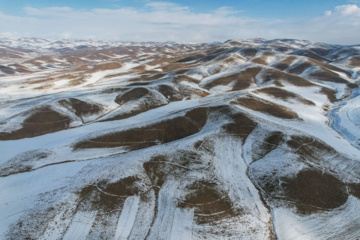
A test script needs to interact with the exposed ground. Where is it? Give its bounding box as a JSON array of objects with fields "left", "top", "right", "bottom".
[{"left": 1, "top": 37, "right": 360, "bottom": 240}]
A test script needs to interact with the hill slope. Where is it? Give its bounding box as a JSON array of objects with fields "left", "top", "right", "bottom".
[{"left": 0, "top": 38, "right": 360, "bottom": 239}]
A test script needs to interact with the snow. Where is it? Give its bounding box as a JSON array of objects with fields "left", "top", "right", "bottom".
[
  {"left": 274, "top": 196, "right": 360, "bottom": 240},
  {"left": 1, "top": 37, "right": 360, "bottom": 240},
  {"left": 62, "top": 211, "right": 97, "bottom": 240},
  {"left": 114, "top": 196, "right": 140, "bottom": 240},
  {"left": 330, "top": 88, "right": 360, "bottom": 149},
  {"left": 169, "top": 208, "right": 194, "bottom": 240}
]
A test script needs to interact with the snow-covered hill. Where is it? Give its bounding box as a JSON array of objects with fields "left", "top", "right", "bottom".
[{"left": 0, "top": 38, "right": 359, "bottom": 239}]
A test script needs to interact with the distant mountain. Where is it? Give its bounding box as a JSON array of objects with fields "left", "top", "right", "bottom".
[
  {"left": 0, "top": 37, "right": 209, "bottom": 51},
  {"left": 0, "top": 38, "right": 359, "bottom": 239}
]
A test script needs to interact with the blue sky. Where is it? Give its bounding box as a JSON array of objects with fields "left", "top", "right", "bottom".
[
  {"left": 1, "top": 0, "right": 360, "bottom": 44},
  {"left": 1, "top": 0, "right": 353, "bottom": 19}
]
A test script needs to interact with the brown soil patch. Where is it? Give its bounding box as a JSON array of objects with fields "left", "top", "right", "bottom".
[
  {"left": 102, "top": 109, "right": 147, "bottom": 122},
  {"left": 239, "top": 47, "right": 258, "bottom": 59},
  {"left": 34, "top": 84, "right": 55, "bottom": 90},
  {"left": 319, "top": 87, "right": 338, "bottom": 103},
  {"left": 173, "top": 74, "right": 200, "bottom": 84},
  {"left": 176, "top": 53, "right": 206, "bottom": 63},
  {"left": 251, "top": 57, "right": 268, "bottom": 65},
  {"left": 0, "top": 107, "right": 71, "bottom": 140},
  {"left": 29, "top": 74, "right": 79, "bottom": 85},
  {"left": 142, "top": 73, "right": 166, "bottom": 81},
  {"left": 256, "top": 87, "right": 315, "bottom": 105},
  {"left": 218, "top": 54, "right": 246, "bottom": 65},
  {"left": 106, "top": 88, "right": 169, "bottom": 121},
  {"left": 143, "top": 155, "right": 171, "bottom": 189},
  {"left": 309, "top": 59, "right": 351, "bottom": 78},
  {"left": 177, "top": 83, "right": 210, "bottom": 99},
  {"left": 251, "top": 52, "right": 276, "bottom": 66},
  {"left": 104, "top": 99, "right": 167, "bottom": 121},
  {"left": 77, "top": 185, "right": 125, "bottom": 213},
  {"left": 309, "top": 69, "right": 349, "bottom": 84},
  {"left": 261, "top": 68, "right": 314, "bottom": 87},
  {"left": 74, "top": 107, "right": 207, "bottom": 149},
  {"left": 309, "top": 48, "right": 333, "bottom": 56},
  {"left": 68, "top": 77, "right": 86, "bottom": 87},
  {"left": 203, "top": 67, "right": 262, "bottom": 91},
  {"left": 288, "top": 62, "right": 313, "bottom": 75},
  {"left": 157, "top": 84, "right": 183, "bottom": 101},
  {"left": 0, "top": 150, "right": 50, "bottom": 176},
  {"left": 115, "top": 87, "right": 150, "bottom": 105},
  {"left": 253, "top": 131, "right": 284, "bottom": 161},
  {"left": 233, "top": 96, "right": 299, "bottom": 119},
  {"left": 106, "top": 87, "right": 173, "bottom": 121},
  {"left": 161, "top": 62, "right": 196, "bottom": 72},
  {"left": 286, "top": 135, "right": 348, "bottom": 165},
  {"left": 90, "top": 62, "right": 123, "bottom": 72},
  {"left": 143, "top": 151, "right": 201, "bottom": 189},
  {"left": 272, "top": 56, "right": 298, "bottom": 71},
  {"left": 223, "top": 111, "right": 257, "bottom": 141},
  {"left": 127, "top": 81, "right": 153, "bottom": 87},
  {"left": 292, "top": 50, "right": 331, "bottom": 62},
  {"left": 0, "top": 65, "right": 17, "bottom": 74},
  {"left": 72, "top": 64, "right": 91, "bottom": 72},
  {"left": 126, "top": 73, "right": 166, "bottom": 86},
  {"left": 348, "top": 183, "right": 360, "bottom": 199},
  {"left": 349, "top": 56, "right": 360, "bottom": 67},
  {"left": 142, "top": 152, "right": 201, "bottom": 238},
  {"left": 59, "top": 98, "right": 102, "bottom": 118},
  {"left": 132, "top": 65, "right": 147, "bottom": 72},
  {"left": 145, "top": 57, "right": 171, "bottom": 67},
  {"left": 77, "top": 177, "right": 148, "bottom": 216},
  {"left": 283, "top": 170, "right": 348, "bottom": 214},
  {"left": 98, "top": 176, "right": 142, "bottom": 196},
  {"left": 178, "top": 180, "right": 237, "bottom": 224}
]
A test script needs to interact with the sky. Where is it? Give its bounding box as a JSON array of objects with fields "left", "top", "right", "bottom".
[{"left": 1, "top": 0, "right": 360, "bottom": 44}]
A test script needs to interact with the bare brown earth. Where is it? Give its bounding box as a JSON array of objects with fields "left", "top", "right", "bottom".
[
  {"left": 260, "top": 68, "right": 315, "bottom": 87},
  {"left": 74, "top": 107, "right": 208, "bottom": 149},
  {"left": 115, "top": 87, "right": 151, "bottom": 105},
  {"left": 103, "top": 87, "right": 169, "bottom": 121},
  {"left": 0, "top": 107, "right": 71, "bottom": 140},
  {"left": 0, "top": 150, "right": 51, "bottom": 176},
  {"left": 59, "top": 98, "right": 103, "bottom": 118},
  {"left": 156, "top": 84, "right": 183, "bottom": 101},
  {"left": 271, "top": 56, "right": 298, "bottom": 71},
  {"left": 90, "top": 61, "right": 123, "bottom": 72},
  {"left": 283, "top": 170, "right": 348, "bottom": 214},
  {"left": 203, "top": 67, "right": 262, "bottom": 91},
  {"left": 255, "top": 87, "right": 316, "bottom": 105},
  {"left": 292, "top": 50, "right": 331, "bottom": 63},
  {"left": 349, "top": 183, "right": 360, "bottom": 199},
  {"left": 2, "top": 38, "right": 360, "bottom": 239},
  {"left": 287, "top": 62, "right": 314, "bottom": 75},
  {"left": 233, "top": 96, "right": 299, "bottom": 119},
  {"left": 309, "top": 69, "right": 350, "bottom": 84},
  {"left": 239, "top": 47, "right": 258, "bottom": 59},
  {"left": 251, "top": 52, "right": 276, "bottom": 66},
  {"left": 178, "top": 180, "right": 238, "bottom": 224},
  {"left": 349, "top": 56, "right": 360, "bottom": 67},
  {"left": 223, "top": 111, "right": 257, "bottom": 141},
  {"left": 252, "top": 131, "right": 284, "bottom": 162}
]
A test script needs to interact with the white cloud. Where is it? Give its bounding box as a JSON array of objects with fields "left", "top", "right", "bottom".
[
  {"left": 24, "top": 6, "right": 73, "bottom": 16},
  {"left": 0, "top": 2, "right": 360, "bottom": 44},
  {"left": 145, "top": 1, "right": 189, "bottom": 12},
  {"left": 283, "top": 4, "right": 360, "bottom": 44}
]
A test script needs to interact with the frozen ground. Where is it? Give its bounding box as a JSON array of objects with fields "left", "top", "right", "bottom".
[{"left": 0, "top": 38, "right": 360, "bottom": 239}]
